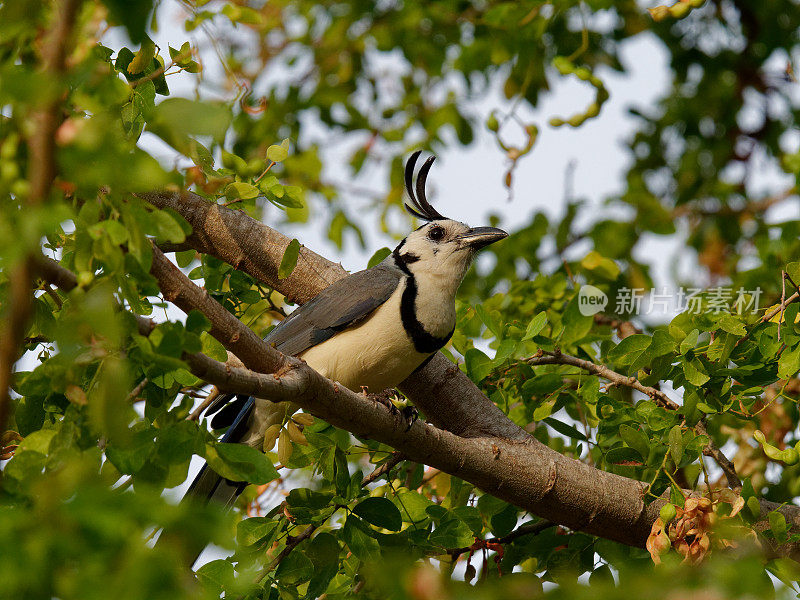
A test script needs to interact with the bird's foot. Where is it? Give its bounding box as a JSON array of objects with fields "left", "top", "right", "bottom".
[
  {"left": 400, "top": 405, "right": 419, "bottom": 431},
  {"left": 368, "top": 389, "right": 400, "bottom": 416}
]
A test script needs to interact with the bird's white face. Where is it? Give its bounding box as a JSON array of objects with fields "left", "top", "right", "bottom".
[{"left": 394, "top": 219, "right": 507, "bottom": 289}]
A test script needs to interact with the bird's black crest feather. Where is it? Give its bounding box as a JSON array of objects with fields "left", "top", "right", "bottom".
[{"left": 404, "top": 151, "right": 447, "bottom": 222}]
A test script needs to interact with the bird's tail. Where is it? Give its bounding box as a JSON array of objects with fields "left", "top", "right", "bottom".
[{"left": 183, "top": 395, "right": 255, "bottom": 508}]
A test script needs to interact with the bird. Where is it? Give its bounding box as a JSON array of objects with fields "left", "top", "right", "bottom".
[{"left": 187, "top": 151, "right": 508, "bottom": 507}]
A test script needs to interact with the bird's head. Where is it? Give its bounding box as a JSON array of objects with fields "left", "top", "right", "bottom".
[{"left": 391, "top": 152, "right": 508, "bottom": 284}]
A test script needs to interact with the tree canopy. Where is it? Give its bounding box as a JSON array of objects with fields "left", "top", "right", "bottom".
[{"left": 3, "top": 0, "right": 800, "bottom": 598}]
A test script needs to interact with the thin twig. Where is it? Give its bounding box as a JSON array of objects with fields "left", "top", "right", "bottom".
[
  {"left": 188, "top": 386, "right": 220, "bottom": 421},
  {"left": 42, "top": 284, "right": 62, "bottom": 309},
  {"left": 779, "top": 270, "right": 786, "bottom": 341},
  {"left": 526, "top": 350, "right": 679, "bottom": 410},
  {"left": 695, "top": 421, "right": 741, "bottom": 489},
  {"left": 525, "top": 350, "right": 742, "bottom": 489},
  {"left": 361, "top": 452, "right": 405, "bottom": 486},
  {"left": 420, "top": 467, "right": 442, "bottom": 486},
  {"left": 124, "top": 378, "right": 148, "bottom": 404},
  {"left": 253, "top": 524, "right": 316, "bottom": 584},
  {"left": 447, "top": 520, "right": 555, "bottom": 557}
]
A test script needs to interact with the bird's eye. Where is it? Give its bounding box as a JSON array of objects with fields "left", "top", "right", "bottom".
[{"left": 428, "top": 226, "right": 445, "bottom": 241}]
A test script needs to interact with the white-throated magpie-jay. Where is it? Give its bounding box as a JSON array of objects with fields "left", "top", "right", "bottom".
[{"left": 189, "top": 151, "right": 507, "bottom": 505}]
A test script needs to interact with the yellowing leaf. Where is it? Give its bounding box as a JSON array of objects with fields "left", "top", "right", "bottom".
[{"left": 267, "top": 144, "right": 289, "bottom": 162}]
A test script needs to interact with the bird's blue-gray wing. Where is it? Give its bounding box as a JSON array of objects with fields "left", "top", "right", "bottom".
[
  {"left": 206, "top": 263, "right": 402, "bottom": 429},
  {"left": 265, "top": 263, "right": 402, "bottom": 356}
]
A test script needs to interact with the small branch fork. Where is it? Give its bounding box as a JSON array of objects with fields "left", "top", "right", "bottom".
[
  {"left": 526, "top": 350, "right": 742, "bottom": 489},
  {"left": 361, "top": 452, "right": 405, "bottom": 486}
]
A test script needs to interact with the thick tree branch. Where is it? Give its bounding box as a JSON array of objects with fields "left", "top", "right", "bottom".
[
  {"left": 183, "top": 349, "right": 800, "bottom": 551},
  {"left": 150, "top": 243, "right": 288, "bottom": 376}
]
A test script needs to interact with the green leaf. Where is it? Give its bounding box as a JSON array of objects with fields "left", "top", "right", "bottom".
[
  {"left": 205, "top": 442, "right": 279, "bottom": 484},
  {"left": 522, "top": 311, "right": 547, "bottom": 341},
  {"left": 489, "top": 503, "right": 518, "bottom": 537},
  {"left": 148, "top": 98, "right": 231, "bottom": 148},
  {"left": 341, "top": 516, "right": 380, "bottom": 561},
  {"left": 683, "top": 358, "right": 710, "bottom": 386},
  {"left": 778, "top": 344, "right": 800, "bottom": 379},
  {"left": 787, "top": 262, "right": 800, "bottom": 286},
  {"left": 769, "top": 510, "right": 787, "bottom": 542},
  {"left": 195, "top": 559, "right": 235, "bottom": 593},
  {"left": 605, "top": 446, "right": 644, "bottom": 466},
  {"left": 649, "top": 329, "right": 677, "bottom": 357},
  {"left": 175, "top": 249, "right": 196, "bottom": 268},
  {"left": 429, "top": 515, "right": 474, "bottom": 548},
  {"left": 16, "top": 429, "right": 57, "bottom": 455},
  {"left": 464, "top": 348, "right": 493, "bottom": 382},
  {"left": 367, "top": 247, "right": 391, "bottom": 268},
  {"left": 475, "top": 304, "right": 503, "bottom": 339},
  {"left": 718, "top": 314, "right": 747, "bottom": 336},
  {"left": 287, "top": 488, "right": 335, "bottom": 509},
  {"left": 306, "top": 532, "right": 340, "bottom": 567},
  {"left": 619, "top": 424, "right": 650, "bottom": 460},
  {"left": 275, "top": 548, "right": 314, "bottom": 584},
  {"left": 237, "top": 517, "right": 279, "bottom": 546},
  {"left": 680, "top": 329, "right": 700, "bottom": 354},
  {"left": 88, "top": 357, "right": 134, "bottom": 446},
  {"left": 151, "top": 209, "right": 187, "bottom": 243},
  {"left": 353, "top": 497, "right": 403, "bottom": 532},
  {"left": 561, "top": 295, "right": 593, "bottom": 343},
  {"left": 224, "top": 181, "right": 259, "bottom": 201},
  {"left": 267, "top": 144, "right": 289, "bottom": 162},
  {"left": 668, "top": 425, "right": 684, "bottom": 466},
  {"left": 186, "top": 310, "right": 212, "bottom": 334},
  {"left": 543, "top": 417, "right": 587, "bottom": 441},
  {"left": 608, "top": 334, "right": 651, "bottom": 370},
  {"left": 279, "top": 238, "right": 301, "bottom": 280},
  {"left": 102, "top": 0, "right": 154, "bottom": 44}
]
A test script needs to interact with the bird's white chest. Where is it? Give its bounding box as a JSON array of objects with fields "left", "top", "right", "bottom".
[{"left": 298, "top": 279, "right": 445, "bottom": 392}]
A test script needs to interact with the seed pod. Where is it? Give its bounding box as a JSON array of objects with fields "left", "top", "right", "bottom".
[
  {"left": 278, "top": 429, "right": 293, "bottom": 465},
  {"left": 486, "top": 113, "right": 499, "bottom": 132},
  {"left": 552, "top": 56, "right": 573, "bottom": 75},
  {"left": 464, "top": 564, "right": 476, "bottom": 583},
  {"left": 567, "top": 114, "right": 585, "bottom": 128},
  {"left": 262, "top": 424, "right": 281, "bottom": 452},
  {"left": 286, "top": 420, "right": 308, "bottom": 446},
  {"left": 660, "top": 503, "right": 677, "bottom": 524}
]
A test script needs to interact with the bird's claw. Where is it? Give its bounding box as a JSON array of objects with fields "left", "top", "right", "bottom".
[
  {"left": 400, "top": 405, "right": 419, "bottom": 431},
  {"left": 369, "top": 390, "right": 399, "bottom": 415}
]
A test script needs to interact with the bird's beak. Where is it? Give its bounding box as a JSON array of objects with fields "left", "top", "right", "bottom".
[{"left": 456, "top": 226, "right": 508, "bottom": 250}]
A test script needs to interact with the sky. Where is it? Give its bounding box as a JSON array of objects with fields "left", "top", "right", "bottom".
[{"left": 140, "top": 3, "right": 675, "bottom": 275}]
